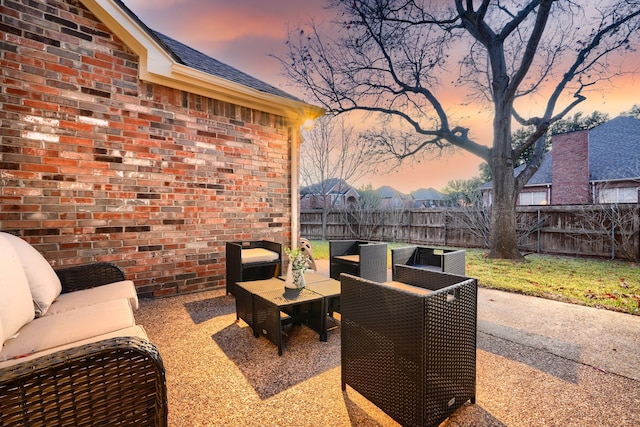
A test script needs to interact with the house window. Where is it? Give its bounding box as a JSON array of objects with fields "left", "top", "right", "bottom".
[
  {"left": 598, "top": 188, "right": 638, "bottom": 203},
  {"left": 519, "top": 191, "right": 547, "bottom": 205}
]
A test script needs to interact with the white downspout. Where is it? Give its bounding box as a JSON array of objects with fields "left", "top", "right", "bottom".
[{"left": 291, "top": 127, "right": 300, "bottom": 250}]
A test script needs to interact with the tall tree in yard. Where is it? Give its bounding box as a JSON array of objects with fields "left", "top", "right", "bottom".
[{"left": 278, "top": 0, "right": 640, "bottom": 260}]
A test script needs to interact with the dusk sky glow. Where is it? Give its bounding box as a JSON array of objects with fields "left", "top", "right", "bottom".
[{"left": 123, "top": 1, "right": 640, "bottom": 193}]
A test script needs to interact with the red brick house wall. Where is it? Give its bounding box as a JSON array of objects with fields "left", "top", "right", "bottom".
[
  {"left": 551, "top": 130, "right": 590, "bottom": 205},
  {"left": 0, "top": 0, "right": 295, "bottom": 297}
]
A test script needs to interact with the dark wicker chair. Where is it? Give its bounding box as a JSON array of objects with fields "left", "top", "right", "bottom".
[
  {"left": 340, "top": 265, "right": 477, "bottom": 427},
  {"left": 0, "top": 263, "right": 168, "bottom": 427},
  {"left": 226, "top": 240, "right": 282, "bottom": 295},
  {"left": 391, "top": 245, "right": 466, "bottom": 280},
  {"left": 329, "top": 240, "right": 387, "bottom": 282}
]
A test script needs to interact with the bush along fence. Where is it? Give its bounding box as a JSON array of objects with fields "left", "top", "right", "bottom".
[{"left": 300, "top": 204, "right": 640, "bottom": 261}]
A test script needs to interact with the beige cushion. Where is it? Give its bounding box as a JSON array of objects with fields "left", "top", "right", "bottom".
[
  {"left": 0, "top": 325, "right": 148, "bottom": 369},
  {"left": 0, "top": 234, "right": 36, "bottom": 343},
  {"left": 45, "top": 280, "right": 139, "bottom": 315},
  {"left": 0, "top": 232, "right": 62, "bottom": 317},
  {"left": 334, "top": 254, "right": 360, "bottom": 263},
  {"left": 383, "top": 280, "right": 433, "bottom": 296},
  {"left": 0, "top": 298, "right": 135, "bottom": 362},
  {"left": 241, "top": 248, "right": 279, "bottom": 263}
]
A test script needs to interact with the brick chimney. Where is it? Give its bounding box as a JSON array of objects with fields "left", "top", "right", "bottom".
[{"left": 551, "top": 130, "right": 590, "bottom": 204}]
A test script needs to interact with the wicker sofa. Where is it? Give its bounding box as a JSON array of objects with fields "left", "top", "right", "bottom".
[
  {"left": 0, "top": 232, "right": 167, "bottom": 427},
  {"left": 329, "top": 240, "right": 387, "bottom": 282},
  {"left": 340, "top": 265, "right": 477, "bottom": 427},
  {"left": 391, "top": 245, "right": 466, "bottom": 279}
]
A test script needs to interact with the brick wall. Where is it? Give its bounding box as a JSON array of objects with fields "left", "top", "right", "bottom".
[
  {"left": 551, "top": 130, "right": 590, "bottom": 205},
  {"left": 0, "top": 0, "right": 293, "bottom": 297}
]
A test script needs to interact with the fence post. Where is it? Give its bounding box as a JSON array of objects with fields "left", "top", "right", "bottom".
[
  {"left": 636, "top": 205, "right": 640, "bottom": 262},
  {"left": 611, "top": 205, "right": 616, "bottom": 260},
  {"left": 443, "top": 210, "right": 447, "bottom": 246},
  {"left": 381, "top": 211, "right": 385, "bottom": 242},
  {"left": 537, "top": 208, "right": 541, "bottom": 254}
]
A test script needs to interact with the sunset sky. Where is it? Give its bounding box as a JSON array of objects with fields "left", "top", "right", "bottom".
[{"left": 123, "top": 0, "right": 640, "bottom": 193}]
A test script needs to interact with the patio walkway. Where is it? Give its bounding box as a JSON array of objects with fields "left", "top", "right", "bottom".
[{"left": 135, "top": 261, "right": 640, "bottom": 426}]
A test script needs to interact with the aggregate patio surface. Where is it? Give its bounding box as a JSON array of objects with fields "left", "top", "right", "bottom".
[{"left": 135, "top": 260, "right": 640, "bottom": 426}]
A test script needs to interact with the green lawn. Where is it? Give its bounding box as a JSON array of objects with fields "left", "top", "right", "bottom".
[{"left": 307, "top": 240, "right": 640, "bottom": 315}]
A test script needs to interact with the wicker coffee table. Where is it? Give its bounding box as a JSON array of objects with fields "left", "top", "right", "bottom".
[
  {"left": 235, "top": 277, "right": 283, "bottom": 333},
  {"left": 236, "top": 273, "right": 340, "bottom": 355},
  {"left": 305, "top": 279, "right": 341, "bottom": 341},
  {"left": 253, "top": 287, "right": 325, "bottom": 355}
]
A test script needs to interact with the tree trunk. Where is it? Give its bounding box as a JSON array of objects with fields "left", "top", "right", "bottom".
[
  {"left": 489, "top": 183, "right": 522, "bottom": 260},
  {"left": 489, "top": 96, "right": 525, "bottom": 260},
  {"left": 321, "top": 208, "right": 328, "bottom": 240}
]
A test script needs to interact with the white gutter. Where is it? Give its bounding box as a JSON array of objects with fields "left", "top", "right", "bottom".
[{"left": 291, "top": 129, "right": 300, "bottom": 250}]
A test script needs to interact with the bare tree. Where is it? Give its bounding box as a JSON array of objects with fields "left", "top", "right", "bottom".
[
  {"left": 278, "top": 0, "right": 640, "bottom": 260},
  {"left": 382, "top": 204, "right": 408, "bottom": 243},
  {"left": 574, "top": 204, "right": 639, "bottom": 261},
  {"left": 574, "top": 165, "right": 640, "bottom": 261},
  {"left": 447, "top": 207, "right": 492, "bottom": 248},
  {"left": 446, "top": 191, "right": 549, "bottom": 251},
  {"left": 341, "top": 184, "right": 382, "bottom": 240},
  {"left": 300, "top": 116, "right": 373, "bottom": 239}
]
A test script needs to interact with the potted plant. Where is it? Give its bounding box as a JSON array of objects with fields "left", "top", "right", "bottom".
[{"left": 284, "top": 247, "right": 309, "bottom": 289}]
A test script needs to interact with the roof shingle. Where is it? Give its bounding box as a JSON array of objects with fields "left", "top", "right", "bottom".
[{"left": 152, "top": 31, "right": 303, "bottom": 102}]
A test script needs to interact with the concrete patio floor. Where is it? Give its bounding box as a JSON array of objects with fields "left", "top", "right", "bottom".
[{"left": 135, "top": 261, "right": 640, "bottom": 426}]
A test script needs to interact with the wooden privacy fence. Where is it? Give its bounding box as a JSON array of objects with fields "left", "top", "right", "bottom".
[{"left": 300, "top": 204, "right": 640, "bottom": 261}]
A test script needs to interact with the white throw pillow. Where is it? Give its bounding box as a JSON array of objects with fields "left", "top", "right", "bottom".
[
  {"left": 0, "top": 232, "right": 62, "bottom": 317},
  {"left": 0, "top": 233, "right": 36, "bottom": 342}
]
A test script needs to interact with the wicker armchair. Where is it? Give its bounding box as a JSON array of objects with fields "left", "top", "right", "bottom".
[
  {"left": 391, "top": 245, "right": 466, "bottom": 280},
  {"left": 340, "top": 265, "right": 477, "bottom": 427},
  {"left": 329, "top": 240, "right": 387, "bottom": 282},
  {"left": 226, "top": 240, "right": 282, "bottom": 295},
  {"left": 0, "top": 262, "right": 168, "bottom": 427}
]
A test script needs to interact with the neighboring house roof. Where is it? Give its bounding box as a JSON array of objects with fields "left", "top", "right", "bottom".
[
  {"left": 485, "top": 154, "right": 553, "bottom": 190},
  {"left": 524, "top": 154, "right": 553, "bottom": 186},
  {"left": 376, "top": 186, "right": 411, "bottom": 200},
  {"left": 300, "top": 179, "right": 355, "bottom": 196},
  {"left": 481, "top": 115, "right": 640, "bottom": 190},
  {"left": 82, "top": 0, "right": 323, "bottom": 120},
  {"left": 411, "top": 187, "right": 444, "bottom": 200},
  {"left": 589, "top": 115, "right": 640, "bottom": 181},
  {"left": 410, "top": 187, "right": 444, "bottom": 208}
]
